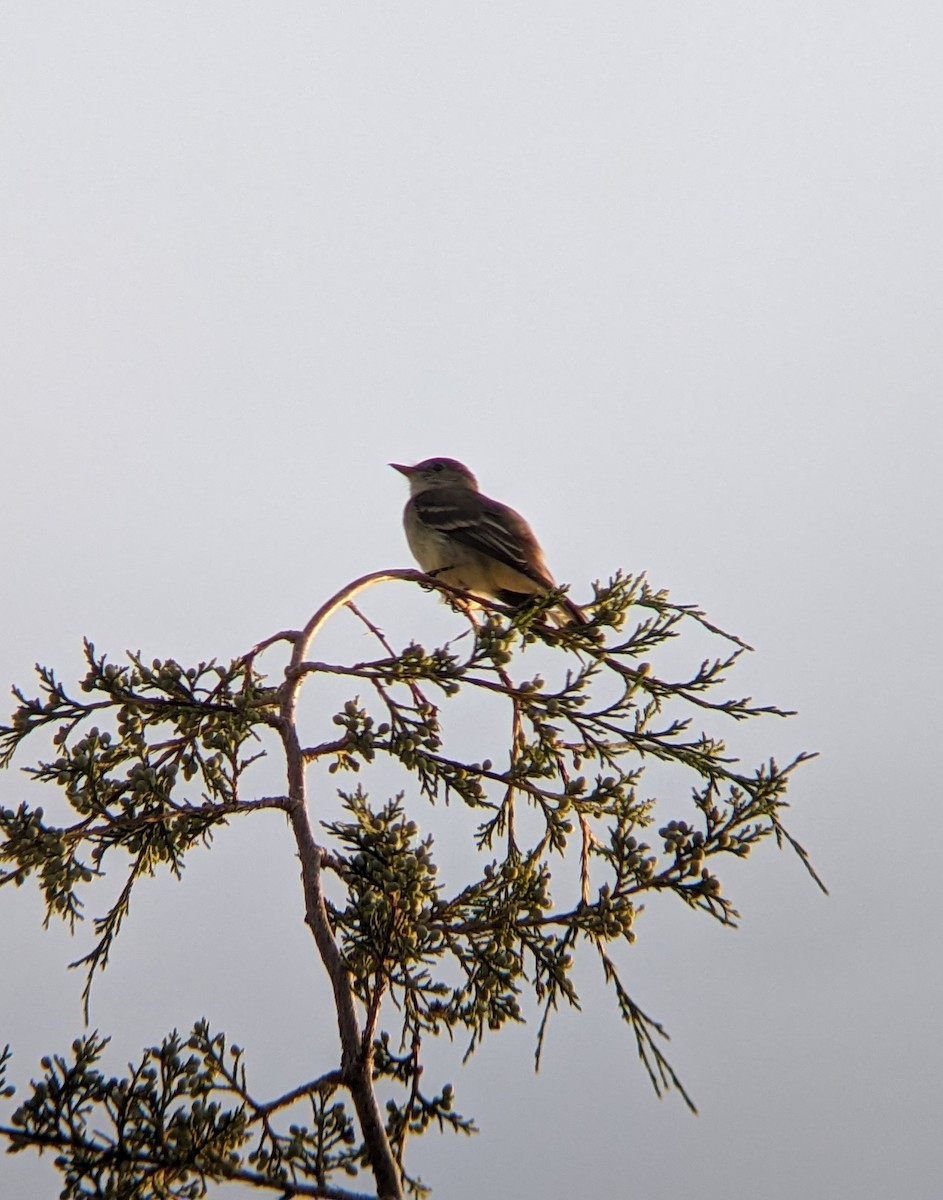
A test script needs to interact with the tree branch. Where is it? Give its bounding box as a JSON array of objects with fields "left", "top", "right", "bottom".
[{"left": 280, "top": 587, "right": 405, "bottom": 1200}]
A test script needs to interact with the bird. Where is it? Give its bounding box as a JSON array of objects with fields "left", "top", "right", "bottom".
[{"left": 390, "top": 457, "right": 581, "bottom": 618}]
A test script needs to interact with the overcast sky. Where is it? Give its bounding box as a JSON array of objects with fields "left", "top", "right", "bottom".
[{"left": 1, "top": 4, "right": 941, "bottom": 1198}]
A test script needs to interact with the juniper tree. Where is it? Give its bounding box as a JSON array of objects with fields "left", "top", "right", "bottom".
[{"left": 0, "top": 569, "right": 820, "bottom": 1199}]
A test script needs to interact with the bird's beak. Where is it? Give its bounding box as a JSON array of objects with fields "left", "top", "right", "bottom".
[{"left": 390, "top": 463, "right": 414, "bottom": 477}]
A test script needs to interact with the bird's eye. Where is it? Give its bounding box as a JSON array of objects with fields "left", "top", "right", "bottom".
[{"left": 432, "top": 463, "right": 444, "bottom": 472}]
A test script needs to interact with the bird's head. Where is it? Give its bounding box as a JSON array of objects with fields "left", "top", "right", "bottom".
[{"left": 390, "top": 457, "right": 479, "bottom": 494}]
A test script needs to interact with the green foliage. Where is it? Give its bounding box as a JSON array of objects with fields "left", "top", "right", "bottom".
[
  {"left": 1, "top": 1022, "right": 368, "bottom": 1200},
  {"left": 0, "top": 571, "right": 819, "bottom": 1198},
  {"left": 0, "top": 641, "right": 275, "bottom": 1016}
]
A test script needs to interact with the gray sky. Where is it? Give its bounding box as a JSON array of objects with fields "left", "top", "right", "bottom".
[{"left": 1, "top": 4, "right": 941, "bottom": 1197}]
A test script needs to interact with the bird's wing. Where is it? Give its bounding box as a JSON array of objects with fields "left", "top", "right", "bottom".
[{"left": 411, "top": 486, "right": 554, "bottom": 589}]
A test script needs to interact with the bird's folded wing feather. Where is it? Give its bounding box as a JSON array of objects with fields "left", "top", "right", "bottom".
[{"left": 412, "top": 488, "right": 554, "bottom": 589}]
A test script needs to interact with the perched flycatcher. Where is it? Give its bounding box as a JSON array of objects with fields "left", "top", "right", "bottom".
[{"left": 391, "top": 457, "right": 580, "bottom": 617}]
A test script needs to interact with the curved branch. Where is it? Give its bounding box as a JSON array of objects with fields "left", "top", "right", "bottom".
[
  {"left": 277, "top": 573, "right": 421, "bottom": 1200},
  {"left": 289, "top": 567, "right": 503, "bottom": 674}
]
